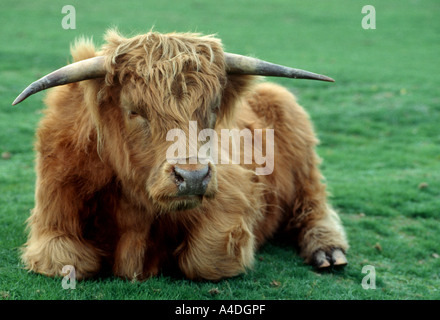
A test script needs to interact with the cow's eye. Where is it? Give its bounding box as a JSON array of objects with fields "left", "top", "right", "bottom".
[{"left": 128, "top": 110, "right": 140, "bottom": 118}]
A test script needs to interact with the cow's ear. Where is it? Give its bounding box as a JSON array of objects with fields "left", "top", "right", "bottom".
[
  {"left": 71, "top": 37, "right": 97, "bottom": 63},
  {"left": 101, "top": 28, "right": 127, "bottom": 52}
]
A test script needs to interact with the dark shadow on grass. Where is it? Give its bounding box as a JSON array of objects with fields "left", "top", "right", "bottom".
[{"left": 259, "top": 232, "right": 351, "bottom": 278}]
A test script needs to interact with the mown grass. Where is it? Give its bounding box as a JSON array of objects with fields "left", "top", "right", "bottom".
[{"left": 1, "top": 0, "right": 439, "bottom": 300}]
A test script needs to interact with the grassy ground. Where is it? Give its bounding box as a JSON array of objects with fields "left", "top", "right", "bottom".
[{"left": 1, "top": 0, "right": 439, "bottom": 300}]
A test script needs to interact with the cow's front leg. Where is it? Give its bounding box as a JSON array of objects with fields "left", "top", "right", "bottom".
[
  {"left": 113, "top": 199, "right": 152, "bottom": 280},
  {"left": 22, "top": 228, "right": 101, "bottom": 279},
  {"left": 177, "top": 215, "right": 255, "bottom": 281},
  {"left": 22, "top": 182, "right": 102, "bottom": 280},
  {"left": 295, "top": 204, "right": 349, "bottom": 269}
]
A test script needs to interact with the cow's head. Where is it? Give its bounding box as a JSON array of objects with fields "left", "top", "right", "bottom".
[{"left": 12, "top": 29, "right": 333, "bottom": 212}]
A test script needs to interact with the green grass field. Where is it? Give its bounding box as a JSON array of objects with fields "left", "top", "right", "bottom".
[{"left": 1, "top": 0, "right": 439, "bottom": 300}]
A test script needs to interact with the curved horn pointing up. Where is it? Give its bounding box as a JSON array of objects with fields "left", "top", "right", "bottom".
[
  {"left": 224, "top": 53, "right": 334, "bottom": 82},
  {"left": 12, "top": 56, "right": 106, "bottom": 106}
]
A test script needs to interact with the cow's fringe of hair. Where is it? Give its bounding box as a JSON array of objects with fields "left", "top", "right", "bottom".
[
  {"left": 102, "top": 29, "right": 218, "bottom": 85},
  {"left": 100, "top": 29, "right": 225, "bottom": 108}
]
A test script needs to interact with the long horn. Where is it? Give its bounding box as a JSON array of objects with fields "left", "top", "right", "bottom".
[
  {"left": 12, "top": 52, "right": 333, "bottom": 105},
  {"left": 224, "top": 53, "right": 334, "bottom": 82},
  {"left": 12, "top": 56, "right": 106, "bottom": 106}
]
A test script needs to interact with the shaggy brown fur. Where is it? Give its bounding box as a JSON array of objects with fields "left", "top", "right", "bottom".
[{"left": 22, "top": 29, "right": 348, "bottom": 281}]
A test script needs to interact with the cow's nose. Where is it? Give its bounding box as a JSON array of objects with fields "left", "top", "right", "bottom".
[{"left": 173, "top": 164, "right": 211, "bottom": 196}]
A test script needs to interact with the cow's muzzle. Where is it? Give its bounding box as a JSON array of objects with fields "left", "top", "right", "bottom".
[{"left": 172, "top": 162, "right": 212, "bottom": 196}]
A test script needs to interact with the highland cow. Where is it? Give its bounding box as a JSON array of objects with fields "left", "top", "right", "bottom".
[{"left": 13, "top": 29, "right": 348, "bottom": 281}]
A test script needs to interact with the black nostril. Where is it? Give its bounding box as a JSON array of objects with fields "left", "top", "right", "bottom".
[
  {"left": 173, "top": 165, "right": 211, "bottom": 196},
  {"left": 174, "top": 170, "right": 185, "bottom": 185}
]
